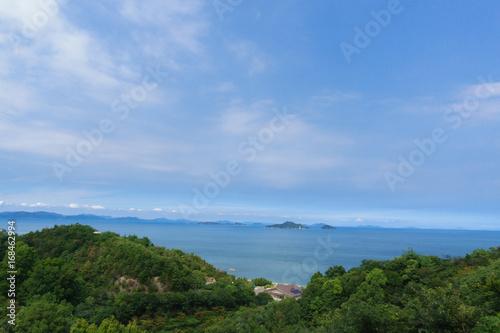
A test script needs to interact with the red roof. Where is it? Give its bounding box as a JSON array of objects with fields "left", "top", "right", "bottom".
[{"left": 275, "top": 284, "right": 303, "bottom": 297}]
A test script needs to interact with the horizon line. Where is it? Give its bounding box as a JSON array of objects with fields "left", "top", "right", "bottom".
[{"left": 1, "top": 210, "right": 500, "bottom": 232}]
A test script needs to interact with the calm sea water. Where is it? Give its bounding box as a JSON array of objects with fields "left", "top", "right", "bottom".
[{"left": 11, "top": 219, "right": 500, "bottom": 286}]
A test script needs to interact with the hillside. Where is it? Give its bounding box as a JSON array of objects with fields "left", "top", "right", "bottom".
[
  {"left": 0, "top": 224, "right": 257, "bottom": 332},
  {"left": 0, "top": 224, "right": 499, "bottom": 332}
]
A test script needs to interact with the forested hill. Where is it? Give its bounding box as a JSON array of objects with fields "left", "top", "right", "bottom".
[
  {"left": 0, "top": 224, "right": 260, "bottom": 332},
  {"left": 0, "top": 224, "right": 499, "bottom": 332}
]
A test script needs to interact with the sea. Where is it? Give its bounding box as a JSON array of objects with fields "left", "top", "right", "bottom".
[{"left": 11, "top": 219, "right": 500, "bottom": 286}]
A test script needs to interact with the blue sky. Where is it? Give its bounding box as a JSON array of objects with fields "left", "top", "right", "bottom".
[{"left": 1, "top": 0, "right": 500, "bottom": 229}]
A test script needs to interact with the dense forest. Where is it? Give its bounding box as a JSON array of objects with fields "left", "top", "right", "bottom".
[{"left": 0, "top": 224, "right": 499, "bottom": 332}]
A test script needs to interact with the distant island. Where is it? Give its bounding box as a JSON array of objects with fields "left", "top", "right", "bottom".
[
  {"left": 198, "top": 222, "right": 248, "bottom": 226},
  {"left": 321, "top": 224, "right": 336, "bottom": 230},
  {"left": 265, "top": 221, "right": 309, "bottom": 229}
]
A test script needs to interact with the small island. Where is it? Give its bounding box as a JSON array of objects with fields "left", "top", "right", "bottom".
[
  {"left": 198, "top": 222, "right": 248, "bottom": 226},
  {"left": 321, "top": 224, "right": 336, "bottom": 230},
  {"left": 265, "top": 221, "right": 309, "bottom": 229}
]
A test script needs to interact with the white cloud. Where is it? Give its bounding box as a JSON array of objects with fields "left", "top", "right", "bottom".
[
  {"left": 464, "top": 79, "right": 500, "bottom": 99},
  {"left": 68, "top": 203, "right": 79, "bottom": 208},
  {"left": 0, "top": 201, "right": 4, "bottom": 205},
  {"left": 213, "top": 99, "right": 357, "bottom": 188},
  {"left": 153, "top": 208, "right": 162, "bottom": 211},
  {"left": 0, "top": 0, "right": 121, "bottom": 99},
  {"left": 29, "top": 202, "right": 49, "bottom": 207},
  {"left": 46, "top": 28, "right": 121, "bottom": 92},
  {"left": 461, "top": 81, "right": 500, "bottom": 122},
  {"left": 91, "top": 205, "right": 105, "bottom": 210},
  {"left": 0, "top": 0, "right": 216, "bottom": 184},
  {"left": 445, "top": 80, "right": 500, "bottom": 125},
  {"left": 475, "top": 99, "right": 500, "bottom": 121},
  {"left": 0, "top": 117, "right": 78, "bottom": 157},
  {"left": 20, "top": 203, "right": 28, "bottom": 207}
]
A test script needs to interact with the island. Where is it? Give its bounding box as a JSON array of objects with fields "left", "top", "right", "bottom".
[
  {"left": 265, "top": 221, "right": 309, "bottom": 229},
  {"left": 198, "top": 222, "right": 248, "bottom": 226},
  {"left": 321, "top": 224, "right": 336, "bottom": 230}
]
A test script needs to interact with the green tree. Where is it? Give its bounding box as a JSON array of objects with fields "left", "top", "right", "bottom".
[
  {"left": 460, "top": 258, "right": 500, "bottom": 313},
  {"left": 472, "top": 314, "right": 500, "bottom": 333},
  {"left": 252, "top": 277, "right": 273, "bottom": 287},
  {"left": 324, "top": 265, "right": 346, "bottom": 279},
  {"left": 353, "top": 268, "right": 388, "bottom": 304},
  {"left": 255, "top": 292, "right": 273, "bottom": 306},
  {"left": 265, "top": 297, "right": 303, "bottom": 332},
  {"left": 331, "top": 300, "right": 403, "bottom": 333},
  {"left": 71, "top": 317, "right": 145, "bottom": 333},
  {"left": 20, "top": 257, "right": 83, "bottom": 304},
  {"left": 15, "top": 295, "right": 73, "bottom": 333},
  {"left": 406, "top": 284, "right": 480, "bottom": 332}
]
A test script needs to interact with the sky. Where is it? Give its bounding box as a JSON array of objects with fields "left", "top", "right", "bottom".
[{"left": 0, "top": 0, "right": 499, "bottom": 230}]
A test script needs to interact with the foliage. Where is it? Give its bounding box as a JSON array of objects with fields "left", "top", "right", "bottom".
[
  {"left": 0, "top": 224, "right": 252, "bottom": 332},
  {"left": 0, "top": 224, "right": 498, "bottom": 332},
  {"left": 70, "top": 317, "right": 145, "bottom": 333},
  {"left": 252, "top": 277, "right": 272, "bottom": 287},
  {"left": 15, "top": 294, "right": 74, "bottom": 333}
]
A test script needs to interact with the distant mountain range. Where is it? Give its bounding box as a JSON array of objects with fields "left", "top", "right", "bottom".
[
  {"left": 0, "top": 211, "right": 263, "bottom": 226},
  {"left": 0, "top": 211, "right": 386, "bottom": 229},
  {"left": 0, "top": 211, "right": 191, "bottom": 223}
]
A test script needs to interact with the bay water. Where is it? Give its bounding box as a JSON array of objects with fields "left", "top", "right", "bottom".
[{"left": 11, "top": 219, "right": 500, "bottom": 286}]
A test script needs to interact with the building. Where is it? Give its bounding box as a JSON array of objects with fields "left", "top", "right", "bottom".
[{"left": 261, "top": 283, "right": 303, "bottom": 301}]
